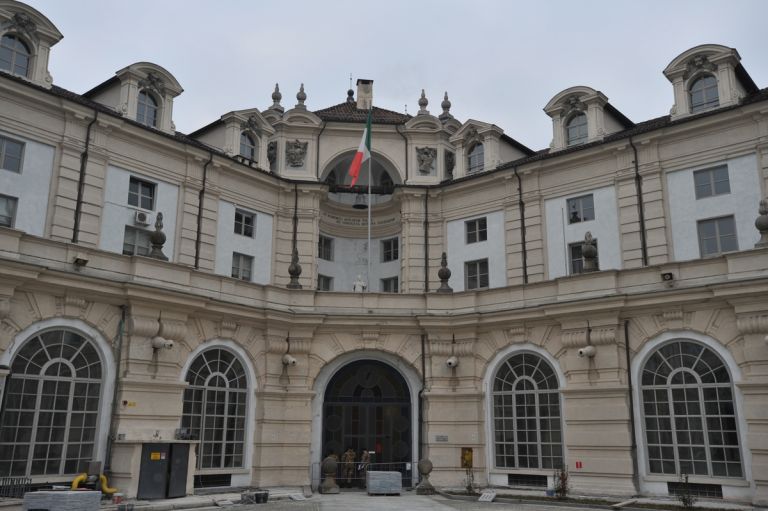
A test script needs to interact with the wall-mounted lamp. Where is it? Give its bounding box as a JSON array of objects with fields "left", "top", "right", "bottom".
[{"left": 73, "top": 254, "right": 89, "bottom": 269}]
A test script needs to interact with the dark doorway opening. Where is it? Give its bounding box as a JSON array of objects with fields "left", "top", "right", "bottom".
[{"left": 322, "top": 360, "right": 412, "bottom": 487}]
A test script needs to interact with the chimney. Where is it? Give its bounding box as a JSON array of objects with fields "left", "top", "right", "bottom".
[{"left": 356, "top": 79, "right": 373, "bottom": 110}]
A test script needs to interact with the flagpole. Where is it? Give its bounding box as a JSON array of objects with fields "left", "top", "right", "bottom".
[{"left": 367, "top": 108, "right": 372, "bottom": 292}]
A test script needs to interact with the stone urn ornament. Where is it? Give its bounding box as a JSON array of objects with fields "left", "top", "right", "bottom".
[
  {"left": 416, "top": 458, "right": 435, "bottom": 495},
  {"left": 319, "top": 455, "right": 339, "bottom": 494},
  {"left": 755, "top": 198, "right": 768, "bottom": 248},
  {"left": 581, "top": 231, "right": 598, "bottom": 272}
]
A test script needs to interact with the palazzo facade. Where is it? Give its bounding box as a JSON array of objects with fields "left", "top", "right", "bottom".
[{"left": 1, "top": 0, "right": 768, "bottom": 504}]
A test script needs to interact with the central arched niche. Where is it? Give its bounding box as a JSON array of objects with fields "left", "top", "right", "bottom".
[{"left": 321, "top": 150, "right": 401, "bottom": 207}]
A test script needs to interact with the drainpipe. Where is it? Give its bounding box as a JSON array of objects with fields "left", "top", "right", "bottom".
[
  {"left": 194, "top": 152, "right": 214, "bottom": 269},
  {"left": 315, "top": 121, "right": 326, "bottom": 178},
  {"left": 72, "top": 110, "right": 98, "bottom": 243},
  {"left": 104, "top": 305, "right": 126, "bottom": 475},
  {"left": 418, "top": 333, "right": 427, "bottom": 469},
  {"left": 628, "top": 137, "right": 649, "bottom": 266},
  {"left": 423, "top": 191, "right": 429, "bottom": 292},
  {"left": 395, "top": 125, "right": 408, "bottom": 182},
  {"left": 512, "top": 166, "right": 528, "bottom": 284},
  {"left": 624, "top": 320, "right": 640, "bottom": 495}
]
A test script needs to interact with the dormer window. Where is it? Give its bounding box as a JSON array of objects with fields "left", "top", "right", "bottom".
[
  {"left": 137, "top": 90, "right": 158, "bottom": 128},
  {"left": 566, "top": 113, "right": 588, "bottom": 146},
  {"left": 689, "top": 74, "right": 719, "bottom": 113},
  {"left": 0, "top": 34, "right": 30, "bottom": 77},
  {"left": 240, "top": 132, "right": 256, "bottom": 160},
  {"left": 467, "top": 143, "right": 484, "bottom": 173}
]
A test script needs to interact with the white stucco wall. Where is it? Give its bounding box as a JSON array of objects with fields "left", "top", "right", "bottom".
[
  {"left": 0, "top": 130, "right": 54, "bottom": 236},
  {"left": 666, "top": 153, "right": 761, "bottom": 261},
  {"left": 214, "top": 200, "right": 273, "bottom": 285},
  {"left": 99, "top": 165, "right": 179, "bottom": 258},
  {"left": 545, "top": 185, "right": 621, "bottom": 279},
  {"left": 316, "top": 235, "right": 401, "bottom": 292},
  {"left": 445, "top": 210, "right": 506, "bottom": 292}
]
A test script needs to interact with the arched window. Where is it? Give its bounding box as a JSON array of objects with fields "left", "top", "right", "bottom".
[
  {"left": 239, "top": 132, "right": 256, "bottom": 161},
  {"left": 0, "top": 34, "right": 31, "bottom": 78},
  {"left": 325, "top": 170, "right": 337, "bottom": 187},
  {"left": 137, "top": 90, "right": 158, "bottom": 128},
  {"left": 641, "top": 340, "right": 741, "bottom": 477},
  {"left": 689, "top": 75, "right": 719, "bottom": 113},
  {"left": 566, "top": 113, "right": 588, "bottom": 146},
  {"left": 0, "top": 329, "right": 103, "bottom": 477},
  {"left": 467, "top": 143, "right": 484, "bottom": 173},
  {"left": 379, "top": 170, "right": 393, "bottom": 189},
  {"left": 492, "top": 352, "right": 562, "bottom": 469},
  {"left": 181, "top": 348, "right": 247, "bottom": 470}
]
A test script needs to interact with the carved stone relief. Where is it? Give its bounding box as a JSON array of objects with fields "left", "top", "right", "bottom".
[
  {"left": 416, "top": 147, "right": 437, "bottom": 174},
  {"left": 267, "top": 141, "right": 277, "bottom": 169},
  {"left": 241, "top": 115, "right": 260, "bottom": 135},
  {"left": 564, "top": 95, "right": 585, "bottom": 115},
  {"left": 138, "top": 72, "right": 165, "bottom": 96},
  {"left": 444, "top": 150, "right": 455, "bottom": 179},
  {"left": 285, "top": 139, "right": 308, "bottom": 167},
  {"left": 684, "top": 55, "right": 716, "bottom": 79},
  {"left": 5, "top": 13, "right": 37, "bottom": 36}
]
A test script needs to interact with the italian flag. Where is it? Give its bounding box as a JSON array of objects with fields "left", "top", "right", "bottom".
[{"left": 347, "top": 111, "right": 372, "bottom": 187}]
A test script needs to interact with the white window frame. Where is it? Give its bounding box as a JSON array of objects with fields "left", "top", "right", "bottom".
[
  {"left": 465, "top": 258, "right": 489, "bottom": 290},
  {"left": 467, "top": 143, "right": 484, "bottom": 173},
  {"left": 137, "top": 90, "right": 159, "bottom": 128},
  {"left": 694, "top": 165, "right": 730, "bottom": 200},
  {"left": 0, "top": 34, "right": 31, "bottom": 78},
  {"left": 0, "top": 194, "right": 18, "bottom": 228},
  {"left": 122, "top": 226, "right": 151, "bottom": 256},
  {"left": 566, "top": 113, "right": 588, "bottom": 147},
  {"left": 234, "top": 209, "right": 255, "bottom": 238},
  {"left": 465, "top": 217, "right": 488, "bottom": 244},
  {"left": 381, "top": 237, "right": 399, "bottom": 262},
  {"left": 318, "top": 235, "right": 333, "bottom": 261},
  {"left": 566, "top": 194, "right": 594, "bottom": 224},
  {"left": 240, "top": 132, "right": 257, "bottom": 161},
  {"left": 380, "top": 276, "right": 399, "bottom": 293},
  {"left": 697, "top": 216, "right": 738, "bottom": 257},
  {"left": 689, "top": 74, "right": 719, "bottom": 114},
  {"left": 128, "top": 176, "right": 156, "bottom": 210},
  {"left": 231, "top": 252, "right": 253, "bottom": 281},
  {"left": 0, "top": 135, "right": 24, "bottom": 173},
  {"left": 317, "top": 274, "right": 333, "bottom": 291}
]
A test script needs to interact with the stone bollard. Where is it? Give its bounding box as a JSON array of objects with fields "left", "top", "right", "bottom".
[
  {"left": 320, "top": 456, "right": 340, "bottom": 494},
  {"left": 415, "top": 458, "right": 436, "bottom": 495}
]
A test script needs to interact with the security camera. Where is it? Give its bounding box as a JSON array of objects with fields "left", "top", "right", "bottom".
[
  {"left": 446, "top": 356, "right": 459, "bottom": 368},
  {"left": 151, "top": 336, "right": 174, "bottom": 350},
  {"left": 577, "top": 346, "right": 596, "bottom": 358},
  {"left": 282, "top": 354, "right": 297, "bottom": 366}
]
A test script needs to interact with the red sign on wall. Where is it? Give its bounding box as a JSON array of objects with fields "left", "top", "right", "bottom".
[{"left": 575, "top": 461, "right": 583, "bottom": 469}]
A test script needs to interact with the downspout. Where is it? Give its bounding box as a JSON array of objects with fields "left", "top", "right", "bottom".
[
  {"left": 624, "top": 319, "right": 640, "bottom": 495},
  {"left": 72, "top": 110, "right": 98, "bottom": 243},
  {"left": 315, "top": 121, "right": 326, "bottom": 179},
  {"left": 629, "top": 136, "right": 649, "bottom": 266},
  {"left": 194, "top": 152, "right": 214, "bottom": 269},
  {"left": 513, "top": 166, "right": 528, "bottom": 284},
  {"left": 423, "top": 191, "right": 429, "bottom": 292},
  {"left": 105, "top": 305, "right": 126, "bottom": 475},
  {"left": 395, "top": 125, "right": 408, "bottom": 182},
  {"left": 418, "top": 333, "right": 427, "bottom": 470}
]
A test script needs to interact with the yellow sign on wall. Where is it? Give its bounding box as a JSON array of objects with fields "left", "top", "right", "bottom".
[{"left": 150, "top": 452, "right": 161, "bottom": 461}]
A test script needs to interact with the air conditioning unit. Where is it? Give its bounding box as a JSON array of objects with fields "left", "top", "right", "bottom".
[{"left": 134, "top": 210, "right": 152, "bottom": 226}]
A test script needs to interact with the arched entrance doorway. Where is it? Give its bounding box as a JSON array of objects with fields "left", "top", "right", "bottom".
[{"left": 322, "top": 360, "right": 412, "bottom": 484}]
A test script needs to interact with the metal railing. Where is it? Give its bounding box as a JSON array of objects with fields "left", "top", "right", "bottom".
[
  {"left": 0, "top": 476, "right": 31, "bottom": 499},
  {"left": 311, "top": 461, "right": 413, "bottom": 491}
]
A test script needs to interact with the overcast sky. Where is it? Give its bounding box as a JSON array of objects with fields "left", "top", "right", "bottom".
[{"left": 26, "top": 0, "right": 768, "bottom": 151}]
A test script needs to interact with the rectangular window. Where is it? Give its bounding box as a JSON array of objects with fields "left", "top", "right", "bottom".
[
  {"left": 128, "top": 177, "right": 156, "bottom": 210},
  {"left": 0, "top": 136, "right": 24, "bottom": 173},
  {"left": 694, "top": 165, "right": 730, "bottom": 199},
  {"left": 465, "top": 217, "right": 488, "bottom": 244},
  {"left": 381, "top": 237, "right": 399, "bottom": 262},
  {"left": 234, "top": 209, "right": 255, "bottom": 237},
  {"left": 381, "top": 276, "right": 399, "bottom": 293},
  {"left": 0, "top": 194, "right": 18, "bottom": 227},
  {"left": 318, "top": 235, "right": 333, "bottom": 261},
  {"left": 567, "top": 194, "right": 595, "bottom": 223},
  {"left": 569, "top": 239, "right": 598, "bottom": 274},
  {"left": 122, "top": 226, "right": 151, "bottom": 256},
  {"left": 698, "top": 216, "right": 738, "bottom": 257},
  {"left": 465, "top": 259, "right": 489, "bottom": 290},
  {"left": 231, "top": 252, "right": 253, "bottom": 281},
  {"left": 317, "top": 274, "right": 333, "bottom": 291}
]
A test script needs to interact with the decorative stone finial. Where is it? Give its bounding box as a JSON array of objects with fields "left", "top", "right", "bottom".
[
  {"left": 437, "top": 252, "right": 453, "bottom": 293},
  {"left": 346, "top": 88, "right": 355, "bottom": 103},
  {"left": 148, "top": 212, "right": 168, "bottom": 261},
  {"left": 582, "top": 231, "right": 598, "bottom": 273},
  {"left": 756, "top": 198, "right": 768, "bottom": 248},
  {"left": 416, "top": 458, "right": 435, "bottom": 495},
  {"left": 439, "top": 91, "right": 453, "bottom": 120},
  {"left": 319, "top": 455, "right": 339, "bottom": 494},
  {"left": 296, "top": 83, "right": 307, "bottom": 109},
  {"left": 287, "top": 247, "right": 302, "bottom": 289},
  {"left": 271, "top": 83, "right": 284, "bottom": 113},
  {"left": 418, "top": 89, "right": 429, "bottom": 115}
]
